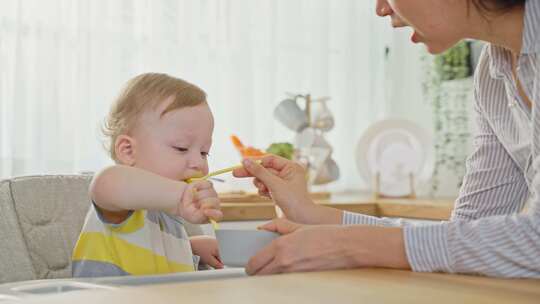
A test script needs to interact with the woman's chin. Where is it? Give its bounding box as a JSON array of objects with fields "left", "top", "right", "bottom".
[
  {"left": 424, "top": 39, "right": 463, "bottom": 55},
  {"left": 424, "top": 43, "right": 448, "bottom": 55}
]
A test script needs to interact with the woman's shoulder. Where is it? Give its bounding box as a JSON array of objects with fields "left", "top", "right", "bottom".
[
  {"left": 474, "top": 44, "right": 509, "bottom": 115},
  {"left": 473, "top": 44, "right": 505, "bottom": 83},
  {"left": 473, "top": 44, "right": 491, "bottom": 84}
]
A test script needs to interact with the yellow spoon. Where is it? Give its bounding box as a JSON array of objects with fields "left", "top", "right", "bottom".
[
  {"left": 186, "top": 162, "right": 255, "bottom": 183},
  {"left": 185, "top": 160, "right": 262, "bottom": 230},
  {"left": 186, "top": 160, "right": 262, "bottom": 183}
]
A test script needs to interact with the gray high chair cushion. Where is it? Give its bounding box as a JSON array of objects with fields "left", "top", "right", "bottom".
[
  {"left": 0, "top": 180, "right": 36, "bottom": 283},
  {"left": 0, "top": 174, "right": 205, "bottom": 284},
  {"left": 0, "top": 175, "right": 92, "bottom": 283}
]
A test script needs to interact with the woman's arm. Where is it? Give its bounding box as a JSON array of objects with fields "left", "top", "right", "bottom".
[
  {"left": 250, "top": 208, "right": 540, "bottom": 277},
  {"left": 404, "top": 210, "right": 540, "bottom": 277},
  {"left": 246, "top": 219, "right": 410, "bottom": 275}
]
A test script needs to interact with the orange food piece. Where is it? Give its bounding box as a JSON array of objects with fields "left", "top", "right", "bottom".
[
  {"left": 230, "top": 135, "right": 244, "bottom": 150},
  {"left": 230, "top": 135, "right": 267, "bottom": 158},
  {"left": 243, "top": 147, "right": 266, "bottom": 157}
]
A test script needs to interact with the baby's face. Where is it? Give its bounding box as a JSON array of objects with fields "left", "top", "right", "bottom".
[{"left": 130, "top": 99, "right": 214, "bottom": 181}]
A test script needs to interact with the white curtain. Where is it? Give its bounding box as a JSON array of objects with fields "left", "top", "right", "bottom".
[{"left": 0, "top": 0, "right": 421, "bottom": 192}]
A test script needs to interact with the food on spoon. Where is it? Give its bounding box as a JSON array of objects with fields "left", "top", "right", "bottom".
[{"left": 230, "top": 135, "right": 267, "bottom": 158}]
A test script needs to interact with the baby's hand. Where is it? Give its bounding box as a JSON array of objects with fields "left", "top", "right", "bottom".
[
  {"left": 176, "top": 180, "right": 223, "bottom": 224},
  {"left": 190, "top": 236, "right": 223, "bottom": 269}
]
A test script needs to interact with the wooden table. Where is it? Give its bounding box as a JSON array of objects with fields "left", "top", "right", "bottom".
[
  {"left": 221, "top": 194, "right": 456, "bottom": 221},
  {"left": 22, "top": 269, "right": 540, "bottom": 304}
]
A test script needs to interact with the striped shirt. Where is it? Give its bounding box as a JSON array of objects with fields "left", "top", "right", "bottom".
[
  {"left": 344, "top": 0, "right": 540, "bottom": 278},
  {"left": 72, "top": 204, "right": 198, "bottom": 277}
]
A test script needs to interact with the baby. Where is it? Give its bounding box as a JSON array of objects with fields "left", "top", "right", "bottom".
[{"left": 72, "top": 73, "right": 223, "bottom": 277}]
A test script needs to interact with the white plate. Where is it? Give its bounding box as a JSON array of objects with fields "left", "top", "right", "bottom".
[{"left": 356, "top": 119, "right": 433, "bottom": 197}]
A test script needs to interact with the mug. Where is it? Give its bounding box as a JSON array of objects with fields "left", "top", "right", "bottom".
[
  {"left": 295, "top": 127, "right": 332, "bottom": 151},
  {"left": 311, "top": 101, "right": 335, "bottom": 132},
  {"left": 273, "top": 98, "right": 309, "bottom": 132},
  {"left": 312, "top": 157, "right": 340, "bottom": 185}
]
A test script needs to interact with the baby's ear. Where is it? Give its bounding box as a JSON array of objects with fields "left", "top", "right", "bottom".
[{"left": 115, "top": 135, "right": 136, "bottom": 166}]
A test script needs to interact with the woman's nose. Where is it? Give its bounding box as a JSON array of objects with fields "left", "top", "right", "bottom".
[{"left": 376, "top": 0, "right": 392, "bottom": 17}]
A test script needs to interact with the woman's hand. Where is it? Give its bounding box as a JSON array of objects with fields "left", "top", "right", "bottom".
[
  {"left": 246, "top": 219, "right": 355, "bottom": 275},
  {"left": 246, "top": 218, "right": 410, "bottom": 275},
  {"left": 190, "top": 235, "right": 224, "bottom": 269},
  {"left": 233, "top": 156, "right": 342, "bottom": 224},
  {"left": 234, "top": 156, "right": 311, "bottom": 207}
]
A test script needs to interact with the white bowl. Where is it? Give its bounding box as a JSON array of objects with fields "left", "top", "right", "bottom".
[{"left": 215, "top": 229, "right": 279, "bottom": 267}]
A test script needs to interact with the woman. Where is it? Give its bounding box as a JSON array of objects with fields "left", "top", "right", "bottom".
[{"left": 233, "top": 0, "right": 540, "bottom": 278}]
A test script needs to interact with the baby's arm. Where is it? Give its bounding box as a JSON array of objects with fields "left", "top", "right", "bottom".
[{"left": 90, "top": 165, "right": 221, "bottom": 224}]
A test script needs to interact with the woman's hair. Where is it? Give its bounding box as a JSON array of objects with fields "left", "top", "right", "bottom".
[
  {"left": 471, "top": 0, "right": 526, "bottom": 15},
  {"left": 103, "top": 73, "right": 207, "bottom": 162}
]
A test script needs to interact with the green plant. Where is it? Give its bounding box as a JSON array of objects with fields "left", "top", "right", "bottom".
[
  {"left": 434, "top": 41, "right": 472, "bottom": 81},
  {"left": 422, "top": 41, "right": 473, "bottom": 196}
]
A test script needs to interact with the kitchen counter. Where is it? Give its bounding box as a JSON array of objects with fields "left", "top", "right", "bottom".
[{"left": 221, "top": 193, "right": 455, "bottom": 221}]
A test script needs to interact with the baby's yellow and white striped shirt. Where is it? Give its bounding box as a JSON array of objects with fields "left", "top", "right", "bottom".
[{"left": 72, "top": 204, "right": 198, "bottom": 277}]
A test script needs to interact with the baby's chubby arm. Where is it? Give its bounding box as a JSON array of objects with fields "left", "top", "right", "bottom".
[{"left": 90, "top": 165, "right": 222, "bottom": 224}]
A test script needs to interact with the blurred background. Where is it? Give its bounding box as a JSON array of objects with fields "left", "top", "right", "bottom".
[{"left": 0, "top": 0, "right": 482, "bottom": 197}]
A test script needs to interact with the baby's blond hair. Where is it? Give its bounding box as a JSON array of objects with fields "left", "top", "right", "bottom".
[{"left": 103, "top": 73, "right": 207, "bottom": 162}]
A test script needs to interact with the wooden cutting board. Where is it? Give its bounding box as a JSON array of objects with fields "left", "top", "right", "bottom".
[{"left": 218, "top": 191, "right": 331, "bottom": 203}]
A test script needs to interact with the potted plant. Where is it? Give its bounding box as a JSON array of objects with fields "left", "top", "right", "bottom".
[{"left": 423, "top": 41, "right": 475, "bottom": 196}]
